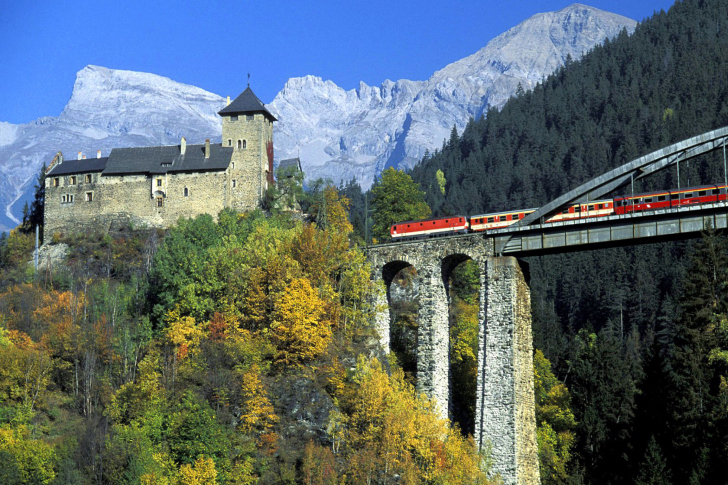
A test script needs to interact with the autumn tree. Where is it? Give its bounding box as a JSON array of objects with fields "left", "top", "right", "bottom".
[
  {"left": 238, "top": 364, "right": 278, "bottom": 437},
  {"left": 270, "top": 277, "right": 331, "bottom": 365}
]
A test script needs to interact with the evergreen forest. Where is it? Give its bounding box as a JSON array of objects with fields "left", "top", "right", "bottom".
[{"left": 391, "top": 0, "right": 728, "bottom": 482}]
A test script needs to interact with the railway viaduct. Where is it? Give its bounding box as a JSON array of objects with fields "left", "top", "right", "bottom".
[{"left": 366, "top": 126, "right": 728, "bottom": 485}]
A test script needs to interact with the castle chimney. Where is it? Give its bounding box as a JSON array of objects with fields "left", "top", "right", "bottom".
[
  {"left": 83, "top": 154, "right": 86, "bottom": 159},
  {"left": 97, "top": 150, "right": 101, "bottom": 159},
  {"left": 181, "top": 137, "right": 187, "bottom": 155},
  {"left": 78, "top": 151, "right": 82, "bottom": 160},
  {"left": 57, "top": 151, "right": 63, "bottom": 165},
  {"left": 205, "top": 139, "right": 210, "bottom": 159},
  {"left": 226, "top": 96, "right": 230, "bottom": 106}
]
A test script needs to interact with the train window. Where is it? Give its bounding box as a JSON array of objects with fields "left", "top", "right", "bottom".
[
  {"left": 562, "top": 209, "right": 569, "bottom": 214},
  {"left": 575, "top": 206, "right": 581, "bottom": 213},
  {"left": 658, "top": 195, "right": 666, "bottom": 201},
  {"left": 487, "top": 217, "right": 494, "bottom": 223},
  {"left": 645, "top": 198, "right": 653, "bottom": 203},
  {"left": 685, "top": 193, "right": 693, "bottom": 198},
  {"left": 588, "top": 205, "right": 594, "bottom": 211},
  {"left": 712, "top": 189, "right": 720, "bottom": 195},
  {"left": 699, "top": 190, "right": 707, "bottom": 196}
]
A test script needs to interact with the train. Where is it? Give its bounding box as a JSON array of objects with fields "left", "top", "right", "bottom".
[{"left": 390, "top": 183, "right": 728, "bottom": 240}]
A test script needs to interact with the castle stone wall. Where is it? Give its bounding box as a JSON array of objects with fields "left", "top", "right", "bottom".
[{"left": 45, "top": 168, "right": 231, "bottom": 236}]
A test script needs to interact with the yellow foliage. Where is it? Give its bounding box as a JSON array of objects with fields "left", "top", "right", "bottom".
[
  {"left": 165, "top": 307, "right": 203, "bottom": 361},
  {"left": 0, "top": 341, "right": 54, "bottom": 411},
  {"left": 343, "top": 357, "right": 490, "bottom": 484},
  {"left": 238, "top": 364, "right": 278, "bottom": 436},
  {"left": 0, "top": 424, "right": 57, "bottom": 484},
  {"left": 270, "top": 277, "right": 331, "bottom": 365},
  {"left": 179, "top": 455, "right": 217, "bottom": 485},
  {"left": 302, "top": 440, "right": 338, "bottom": 485}
]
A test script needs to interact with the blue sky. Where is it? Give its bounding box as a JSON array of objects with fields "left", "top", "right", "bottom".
[{"left": 1, "top": 0, "right": 675, "bottom": 125}]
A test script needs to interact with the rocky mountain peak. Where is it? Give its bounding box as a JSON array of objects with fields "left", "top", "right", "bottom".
[{"left": 270, "top": 4, "right": 636, "bottom": 188}]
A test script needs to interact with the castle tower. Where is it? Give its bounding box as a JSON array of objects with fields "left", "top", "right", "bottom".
[{"left": 219, "top": 86, "right": 277, "bottom": 211}]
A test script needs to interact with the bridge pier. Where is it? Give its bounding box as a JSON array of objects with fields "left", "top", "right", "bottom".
[
  {"left": 476, "top": 256, "right": 539, "bottom": 485},
  {"left": 367, "top": 237, "right": 539, "bottom": 485},
  {"left": 416, "top": 264, "right": 450, "bottom": 419}
]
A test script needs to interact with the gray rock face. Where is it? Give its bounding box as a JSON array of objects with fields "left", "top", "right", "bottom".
[{"left": 270, "top": 4, "right": 636, "bottom": 188}]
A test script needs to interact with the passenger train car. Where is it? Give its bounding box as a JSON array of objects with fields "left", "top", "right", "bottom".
[{"left": 390, "top": 184, "right": 728, "bottom": 240}]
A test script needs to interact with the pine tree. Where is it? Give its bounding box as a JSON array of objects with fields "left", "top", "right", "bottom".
[{"left": 21, "top": 163, "right": 46, "bottom": 242}]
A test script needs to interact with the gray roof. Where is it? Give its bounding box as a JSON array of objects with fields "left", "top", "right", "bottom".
[
  {"left": 48, "top": 157, "right": 108, "bottom": 176},
  {"left": 278, "top": 157, "right": 302, "bottom": 173},
  {"left": 102, "top": 143, "right": 233, "bottom": 175},
  {"left": 218, "top": 87, "right": 277, "bottom": 121}
]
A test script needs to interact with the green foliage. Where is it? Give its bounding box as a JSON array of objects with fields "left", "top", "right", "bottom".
[
  {"left": 264, "top": 163, "right": 304, "bottom": 212},
  {"left": 435, "top": 169, "right": 446, "bottom": 195},
  {"left": 534, "top": 349, "right": 576, "bottom": 484},
  {"left": 370, "top": 167, "right": 431, "bottom": 241}
]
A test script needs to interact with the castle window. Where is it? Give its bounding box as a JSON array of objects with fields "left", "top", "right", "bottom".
[
  {"left": 85, "top": 192, "right": 93, "bottom": 202},
  {"left": 85, "top": 174, "right": 92, "bottom": 183},
  {"left": 232, "top": 179, "right": 237, "bottom": 188},
  {"left": 61, "top": 195, "right": 66, "bottom": 203},
  {"left": 69, "top": 176, "right": 76, "bottom": 185},
  {"left": 156, "top": 178, "right": 163, "bottom": 187},
  {"left": 156, "top": 197, "right": 164, "bottom": 208},
  {"left": 231, "top": 162, "right": 235, "bottom": 169},
  {"left": 68, "top": 194, "right": 74, "bottom": 203},
  {"left": 53, "top": 177, "right": 59, "bottom": 187},
  {"left": 184, "top": 187, "right": 189, "bottom": 197},
  {"left": 237, "top": 140, "right": 242, "bottom": 150},
  {"left": 228, "top": 139, "right": 232, "bottom": 147},
  {"left": 242, "top": 139, "right": 247, "bottom": 149},
  {"left": 231, "top": 115, "right": 238, "bottom": 121}
]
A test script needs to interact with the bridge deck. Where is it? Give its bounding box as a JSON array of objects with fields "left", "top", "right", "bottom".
[{"left": 369, "top": 201, "right": 728, "bottom": 256}]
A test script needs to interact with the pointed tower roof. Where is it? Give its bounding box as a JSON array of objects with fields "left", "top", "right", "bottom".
[{"left": 218, "top": 86, "right": 277, "bottom": 121}]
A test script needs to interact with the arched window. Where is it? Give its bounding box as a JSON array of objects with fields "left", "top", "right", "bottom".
[
  {"left": 237, "top": 140, "right": 242, "bottom": 150},
  {"left": 184, "top": 187, "right": 189, "bottom": 197},
  {"left": 242, "top": 139, "right": 247, "bottom": 149}
]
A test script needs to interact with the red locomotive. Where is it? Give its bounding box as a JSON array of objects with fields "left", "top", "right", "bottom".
[
  {"left": 389, "top": 184, "right": 728, "bottom": 240},
  {"left": 390, "top": 216, "right": 468, "bottom": 240}
]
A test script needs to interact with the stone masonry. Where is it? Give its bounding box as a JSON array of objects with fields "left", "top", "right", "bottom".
[
  {"left": 45, "top": 168, "right": 230, "bottom": 236},
  {"left": 476, "top": 257, "right": 539, "bottom": 484},
  {"left": 368, "top": 237, "right": 540, "bottom": 485}
]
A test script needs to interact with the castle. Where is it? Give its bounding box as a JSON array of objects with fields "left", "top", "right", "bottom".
[{"left": 44, "top": 86, "right": 277, "bottom": 236}]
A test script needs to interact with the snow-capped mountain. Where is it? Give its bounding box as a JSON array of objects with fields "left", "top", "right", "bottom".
[
  {"left": 0, "top": 66, "right": 226, "bottom": 231},
  {"left": 0, "top": 4, "right": 636, "bottom": 232},
  {"left": 270, "top": 4, "right": 636, "bottom": 188}
]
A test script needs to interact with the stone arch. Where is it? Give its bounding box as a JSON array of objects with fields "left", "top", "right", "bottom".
[
  {"left": 440, "top": 252, "right": 483, "bottom": 434},
  {"left": 441, "top": 253, "right": 474, "bottom": 290},
  {"left": 374, "top": 259, "right": 419, "bottom": 365}
]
